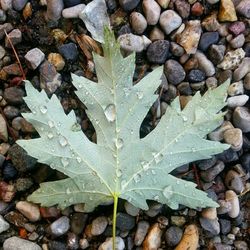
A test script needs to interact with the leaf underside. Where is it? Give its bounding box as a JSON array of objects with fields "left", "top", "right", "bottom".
[{"left": 17, "top": 29, "right": 230, "bottom": 211}]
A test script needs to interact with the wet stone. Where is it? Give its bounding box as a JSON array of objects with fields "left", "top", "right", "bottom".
[
  {"left": 49, "top": 216, "right": 70, "bottom": 237},
  {"left": 134, "top": 221, "right": 150, "bottom": 246},
  {"left": 58, "top": 43, "right": 78, "bottom": 62},
  {"left": 164, "top": 59, "right": 186, "bottom": 85},
  {"left": 12, "top": 0, "right": 28, "bottom": 11},
  {"left": 116, "top": 213, "right": 135, "bottom": 231},
  {"left": 199, "top": 32, "right": 219, "bottom": 51},
  {"left": 146, "top": 40, "right": 170, "bottom": 64},
  {"left": 187, "top": 69, "right": 206, "bottom": 83},
  {"left": 165, "top": 226, "right": 183, "bottom": 247}
]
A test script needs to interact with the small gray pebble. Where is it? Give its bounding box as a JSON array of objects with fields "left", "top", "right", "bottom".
[
  {"left": 49, "top": 216, "right": 70, "bottom": 237},
  {"left": 165, "top": 226, "right": 183, "bottom": 246}
]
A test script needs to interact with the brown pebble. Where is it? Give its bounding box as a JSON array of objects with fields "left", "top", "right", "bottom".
[
  {"left": 143, "top": 223, "right": 162, "bottom": 250},
  {"left": 191, "top": 2, "right": 204, "bottom": 16},
  {"left": 0, "top": 181, "right": 15, "bottom": 202}
]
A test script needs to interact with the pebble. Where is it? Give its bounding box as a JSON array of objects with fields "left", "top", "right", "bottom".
[
  {"left": 198, "top": 157, "right": 217, "bottom": 171},
  {"left": 0, "top": 215, "right": 10, "bottom": 233},
  {"left": 188, "top": 69, "right": 206, "bottom": 83},
  {"left": 147, "top": 40, "right": 170, "bottom": 64},
  {"left": 233, "top": 107, "right": 250, "bottom": 132},
  {"left": 170, "top": 42, "right": 185, "bottom": 57},
  {"left": 0, "top": 9, "right": 6, "bottom": 22},
  {"left": 39, "top": 60, "right": 62, "bottom": 94},
  {"left": 233, "top": 58, "right": 250, "bottom": 81},
  {"left": 118, "top": 33, "right": 151, "bottom": 52},
  {"left": 16, "top": 201, "right": 41, "bottom": 222},
  {"left": 200, "top": 161, "right": 225, "bottom": 182},
  {"left": 227, "top": 95, "right": 249, "bottom": 108},
  {"left": 156, "top": 0, "right": 169, "bottom": 8},
  {"left": 174, "top": 0, "right": 190, "bottom": 19},
  {"left": 223, "top": 128, "right": 243, "bottom": 151},
  {"left": 79, "top": 238, "right": 89, "bottom": 249},
  {"left": 208, "top": 121, "right": 234, "bottom": 141},
  {"left": 199, "top": 32, "right": 219, "bottom": 51},
  {"left": 171, "top": 216, "right": 186, "bottom": 227},
  {"left": 12, "top": 0, "right": 28, "bottom": 11},
  {"left": 98, "top": 237, "right": 125, "bottom": 250},
  {"left": 145, "top": 202, "right": 163, "bottom": 217},
  {"left": 0, "top": 23, "right": 13, "bottom": 40},
  {"left": 143, "top": 223, "right": 162, "bottom": 250},
  {"left": 0, "top": 181, "right": 15, "bottom": 202},
  {"left": 228, "top": 81, "right": 244, "bottom": 96},
  {"left": 195, "top": 51, "right": 215, "bottom": 76},
  {"left": 90, "top": 216, "right": 108, "bottom": 236},
  {"left": 70, "top": 212, "right": 88, "bottom": 235},
  {"left": 225, "top": 190, "right": 240, "bottom": 218},
  {"left": 225, "top": 170, "right": 244, "bottom": 194},
  {"left": 200, "top": 217, "right": 220, "bottom": 235},
  {"left": 49, "top": 216, "right": 70, "bottom": 237},
  {"left": 0, "top": 0, "right": 12, "bottom": 11},
  {"left": 3, "top": 237, "right": 42, "bottom": 250},
  {"left": 206, "top": 0, "right": 219, "bottom": 3},
  {"left": 48, "top": 53, "right": 65, "bottom": 71},
  {"left": 119, "top": 0, "right": 140, "bottom": 11},
  {"left": 229, "top": 34, "right": 245, "bottom": 49},
  {"left": 130, "top": 12, "right": 147, "bottom": 35},
  {"left": 218, "top": 48, "right": 245, "bottom": 70},
  {"left": 5, "top": 29, "right": 22, "bottom": 48},
  {"left": 0, "top": 46, "right": 6, "bottom": 60},
  {"left": 164, "top": 59, "right": 186, "bottom": 85},
  {"left": 15, "top": 178, "right": 33, "bottom": 192},
  {"left": 165, "top": 226, "right": 183, "bottom": 246},
  {"left": 4, "top": 87, "right": 24, "bottom": 105},
  {"left": 25, "top": 48, "right": 45, "bottom": 70},
  {"left": 134, "top": 221, "right": 150, "bottom": 246},
  {"left": 46, "top": 0, "right": 64, "bottom": 21},
  {"left": 244, "top": 73, "right": 250, "bottom": 90},
  {"left": 159, "top": 10, "right": 182, "bottom": 35},
  {"left": 0, "top": 114, "right": 8, "bottom": 142},
  {"left": 58, "top": 43, "right": 78, "bottom": 62},
  {"left": 236, "top": 0, "right": 250, "bottom": 18},
  {"left": 62, "top": 4, "right": 86, "bottom": 19},
  {"left": 142, "top": 0, "right": 161, "bottom": 25},
  {"left": 3, "top": 105, "right": 20, "bottom": 119},
  {"left": 116, "top": 213, "right": 135, "bottom": 231},
  {"left": 175, "top": 224, "right": 199, "bottom": 250},
  {"left": 219, "top": 219, "right": 231, "bottom": 235},
  {"left": 48, "top": 241, "right": 66, "bottom": 250},
  {"left": 202, "top": 12, "right": 220, "bottom": 32},
  {"left": 124, "top": 201, "right": 140, "bottom": 216},
  {"left": 234, "top": 241, "right": 249, "bottom": 250},
  {"left": 218, "top": 0, "right": 237, "bottom": 22},
  {"left": 149, "top": 27, "right": 164, "bottom": 41},
  {"left": 228, "top": 22, "right": 245, "bottom": 36},
  {"left": 191, "top": 2, "right": 204, "bottom": 16},
  {"left": 177, "top": 20, "right": 202, "bottom": 54}
]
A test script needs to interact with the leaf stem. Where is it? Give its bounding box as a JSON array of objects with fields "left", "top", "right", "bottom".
[{"left": 112, "top": 194, "right": 118, "bottom": 250}]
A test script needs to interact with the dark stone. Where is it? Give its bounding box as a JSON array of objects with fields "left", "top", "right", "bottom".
[
  {"left": 147, "top": 40, "right": 170, "bottom": 64},
  {"left": 58, "top": 43, "right": 78, "bottom": 62},
  {"left": 2, "top": 161, "right": 18, "bottom": 181},
  {"left": 199, "top": 32, "right": 219, "bottom": 51},
  {"left": 240, "top": 153, "right": 250, "bottom": 174},
  {"left": 3, "top": 106, "right": 20, "bottom": 120},
  {"left": 228, "top": 22, "right": 245, "bottom": 36},
  {"left": 206, "top": 189, "right": 218, "bottom": 201},
  {"left": 70, "top": 213, "right": 88, "bottom": 235},
  {"left": 187, "top": 69, "right": 206, "bottom": 83},
  {"left": 219, "top": 219, "right": 231, "bottom": 235},
  {"left": 197, "top": 156, "right": 217, "bottom": 171},
  {"left": 232, "top": 211, "right": 243, "bottom": 226},
  {"left": 175, "top": 0, "right": 190, "bottom": 18},
  {"left": 242, "top": 135, "right": 250, "bottom": 149},
  {"left": 214, "top": 243, "right": 232, "bottom": 250},
  {"left": 177, "top": 82, "right": 192, "bottom": 95},
  {"left": 106, "top": 0, "right": 117, "bottom": 11},
  {"left": 216, "top": 148, "right": 239, "bottom": 163},
  {"left": 119, "top": 0, "right": 140, "bottom": 11},
  {"left": 64, "top": 0, "right": 81, "bottom": 7},
  {"left": 3, "top": 87, "right": 25, "bottom": 105},
  {"left": 164, "top": 59, "right": 186, "bottom": 85},
  {"left": 171, "top": 164, "right": 189, "bottom": 175},
  {"left": 116, "top": 213, "right": 135, "bottom": 231},
  {"left": 12, "top": 0, "right": 28, "bottom": 11},
  {"left": 200, "top": 161, "right": 225, "bottom": 182},
  {"left": 165, "top": 226, "right": 183, "bottom": 246},
  {"left": 117, "top": 24, "right": 132, "bottom": 36},
  {"left": 199, "top": 217, "right": 220, "bottom": 235},
  {"left": 208, "top": 44, "right": 225, "bottom": 65},
  {"left": 48, "top": 241, "right": 67, "bottom": 250},
  {"left": 243, "top": 43, "right": 250, "bottom": 57}
]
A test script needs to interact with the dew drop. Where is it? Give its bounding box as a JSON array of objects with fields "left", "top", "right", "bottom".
[
  {"left": 163, "top": 186, "right": 173, "bottom": 199},
  {"left": 115, "top": 138, "right": 124, "bottom": 149},
  {"left": 71, "top": 122, "right": 81, "bottom": 132},
  {"left": 136, "top": 91, "right": 143, "bottom": 99},
  {"left": 47, "top": 132, "right": 54, "bottom": 139},
  {"left": 61, "top": 158, "right": 69, "bottom": 167},
  {"left": 153, "top": 152, "right": 164, "bottom": 164},
  {"left": 133, "top": 174, "right": 141, "bottom": 183},
  {"left": 117, "top": 169, "right": 122, "bottom": 177},
  {"left": 176, "top": 180, "right": 180, "bottom": 184},
  {"left": 76, "top": 157, "right": 82, "bottom": 163},
  {"left": 57, "top": 122, "right": 62, "bottom": 127},
  {"left": 59, "top": 136, "right": 68, "bottom": 147},
  {"left": 50, "top": 163, "right": 55, "bottom": 169},
  {"left": 78, "top": 84, "right": 83, "bottom": 89},
  {"left": 40, "top": 127, "right": 44, "bottom": 131},
  {"left": 104, "top": 104, "right": 116, "bottom": 122},
  {"left": 141, "top": 161, "right": 150, "bottom": 171},
  {"left": 48, "top": 120, "right": 54, "bottom": 128},
  {"left": 40, "top": 105, "right": 48, "bottom": 114},
  {"left": 182, "top": 115, "right": 188, "bottom": 122},
  {"left": 66, "top": 188, "right": 71, "bottom": 194},
  {"left": 151, "top": 169, "right": 156, "bottom": 175}
]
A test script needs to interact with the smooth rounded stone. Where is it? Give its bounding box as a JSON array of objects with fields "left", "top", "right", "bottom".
[
  {"left": 79, "top": 238, "right": 89, "bottom": 249},
  {"left": 2, "top": 161, "right": 17, "bottom": 181},
  {"left": 67, "top": 232, "right": 79, "bottom": 249},
  {"left": 218, "top": 48, "right": 245, "bottom": 70},
  {"left": 225, "top": 190, "right": 240, "bottom": 218},
  {"left": 164, "top": 59, "right": 186, "bottom": 85},
  {"left": 118, "top": 33, "right": 151, "bottom": 52},
  {"left": 218, "top": 0, "right": 237, "bottom": 22},
  {"left": 200, "top": 161, "right": 225, "bottom": 182},
  {"left": 12, "top": 0, "right": 28, "bottom": 11},
  {"left": 0, "top": 181, "right": 15, "bottom": 202},
  {"left": 195, "top": 51, "right": 215, "bottom": 76},
  {"left": 98, "top": 237, "right": 125, "bottom": 250},
  {"left": 159, "top": 10, "right": 182, "bottom": 35},
  {"left": 24, "top": 48, "right": 45, "bottom": 70},
  {"left": 15, "top": 178, "right": 33, "bottom": 192},
  {"left": 187, "top": 69, "right": 206, "bottom": 83},
  {"left": 143, "top": 223, "right": 162, "bottom": 250},
  {"left": 0, "top": 23, "right": 13, "bottom": 40},
  {"left": 199, "top": 32, "right": 219, "bottom": 51},
  {"left": 202, "top": 12, "right": 220, "bottom": 32},
  {"left": 216, "top": 148, "right": 239, "bottom": 163},
  {"left": 219, "top": 219, "right": 231, "bottom": 235},
  {"left": 236, "top": 0, "right": 250, "bottom": 18},
  {"left": 197, "top": 157, "right": 217, "bottom": 171},
  {"left": 228, "top": 22, "right": 245, "bottom": 36},
  {"left": 147, "top": 40, "right": 170, "bottom": 64},
  {"left": 233, "top": 107, "right": 250, "bottom": 132},
  {"left": 3, "top": 106, "right": 19, "bottom": 119},
  {"left": 0, "top": 215, "right": 9, "bottom": 233},
  {"left": 233, "top": 58, "right": 250, "bottom": 81},
  {"left": 90, "top": 216, "right": 108, "bottom": 236},
  {"left": 208, "top": 44, "right": 226, "bottom": 65},
  {"left": 142, "top": 0, "right": 161, "bottom": 25},
  {"left": 5, "top": 29, "right": 22, "bottom": 48},
  {"left": 130, "top": 12, "right": 147, "bottom": 35},
  {"left": 191, "top": 2, "right": 204, "bottom": 16},
  {"left": 124, "top": 201, "right": 140, "bottom": 216},
  {"left": 119, "top": 0, "right": 140, "bottom": 11},
  {"left": 149, "top": 27, "right": 165, "bottom": 41},
  {"left": 49, "top": 216, "right": 70, "bottom": 237},
  {"left": 170, "top": 42, "right": 185, "bottom": 57},
  {"left": 206, "top": 0, "right": 219, "bottom": 3},
  {"left": 227, "top": 95, "right": 249, "bottom": 108},
  {"left": 174, "top": 0, "right": 190, "bottom": 18},
  {"left": 234, "top": 241, "right": 248, "bottom": 250},
  {"left": 223, "top": 128, "right": 243, "bottom": 151},
  {"left": 58, "top": 43, "right": 78, "bottom": 62},
  {"left": 225, "top": 170, "right": 244, "bottom": 194},
  {"left": 229, "top": 34, "right": 245, "bottom": 49},
  {"left": 3, "top": 87, "right": 24, "bottom": 105},
  {"left": 64, "top": 0, "right": 81, "bottom": 7},
  {"left": 165, "top": 226, "right": 183, "bottom": 247},
  {"left": 3, "top": 237, "right": 42, "bottom": 250},
  {"left": 12, "top": 116, "right": 35, "bottom": 133},
  {"left": 16, "top": 201, "right": 41, "bottom": 222},
  {"left": 199, "top": 217, "right": 220, "bottom": 235},
  {"left": 202, "top": 207, "right": 217, "bottom": 220},
  {"left": 145, "top": 202, "right": 163, "bottom": 217},
  {"left": 134, "top": 221, "right": 150, "bottom": 246},
  {"left": 206, "top": 77, "right": 218, "bottom": 89},
  {"left": 177, "top": 20, "right": 202, "bottom": 54},
  {"left": 156, "top": 0, "right": 169, "bottom": 8},
  {"left": 217, "top": 200, "right": 232, "bottom": 215},
  {"left": 116, "top": 213, "right": 135, "bottom": 231},
  {"left": 214, "top": 243, "right": 232, "bottom": 250},
  {"left": 208, "top": 120, "right": 233, "bottom": 141},
  {"left": 62, "top": 4, "right": 85, "bottom": 18},
  {"left": 70, "top": 213, "right": 88, "bottom": 235},
  {"left": 48, "top": 53, "right": 65, "bottom": 71},
  {"left": 170, "top": 216, "right": 186, "bottom": 227},
  {"left": 0, "top": 0, "right": 12, "bottom": 11},
  {"left": 46, "top": 0, "right": 64, "bottom": 21}
]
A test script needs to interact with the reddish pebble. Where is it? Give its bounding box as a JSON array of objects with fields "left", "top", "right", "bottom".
[
  {"left": 19, "top": 228, "right": 28, "bottom": 239},
  {"left": 191, "top": 2, "right": 204, "bottom": 16},
  {"left": 0, "top": 181, "right": 15, "bottom": 202},
  {"left": 40, "top": 206, "right": 61, "bottom": 219},
  {"left": 228, "top": 22, "right": 246, "bottom": 36}
]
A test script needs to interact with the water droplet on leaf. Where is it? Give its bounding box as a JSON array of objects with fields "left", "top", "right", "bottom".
[
  {"left": 117, "top": 169, "right": 122, "bottom": 177},
  {"left": 48, "top": 121, "right": 54, "bottom": 128},
  {"left": 47, "top": 132, "right": 54, "bottom": 139},
  {"left": 115, "top": 138, "right": 124, "bottom": 149},
  {"left": 59, "top": 136, "right": 68, "bottom": 147},
  {"left": 76, "top": 157, "right": 82, "bottom": 163},
  {"left": 163, "top": 186, "right": 173, "bottom": 199},
  {"left": 133, "top": 174, "right": 141, "bottom": 183},
  {"left": 61, "top": 158, "right": 69, "bottom": 167},
  {"left": 66, "top": 188, "right": 71, "bottom": 194},
  {"left": 104, "top": 104, "right": 116, "bottom": 122},
  {"left": 136, "top": 91, "right": 143, "bottom": 99}
]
